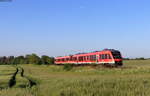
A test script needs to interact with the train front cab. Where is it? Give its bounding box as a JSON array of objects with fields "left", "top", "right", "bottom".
[
  {"left": 111, "top": 51, "right": 123, "bottom": 66},
  {"left": 98, "top": 50, "right": 123, "bottom": 66}
]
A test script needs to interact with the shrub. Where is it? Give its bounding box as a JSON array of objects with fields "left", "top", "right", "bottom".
[{"left": 63, "top": 64, "right": 73, "bottom": 71}]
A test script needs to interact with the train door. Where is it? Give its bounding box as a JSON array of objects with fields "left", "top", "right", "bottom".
[
  {"left": 104, "top": 54, "right": 113, "bottom": 63},
  {"left": 98, "top": 54, "right": 112, "bottom": 64},
  {"left": 98, "top": 54, "right": 105, "bottom": 64},
  {"left": 103, "top": 54, "right": 109, "bottom": 63}
]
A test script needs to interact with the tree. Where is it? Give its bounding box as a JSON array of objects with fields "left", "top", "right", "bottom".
[
  {"left": 41, "top": 55, "right": 54, "bottom": 65},
  {"left": 14, "top": 56, "right": 25, "bottom": 64},
  {"left": 135, "top": 57, "right": 145, "bottom": 60},
  {"left": 0, "top": 56, "right": 7, "bottom": 64},
  {"left": 27, "top": 54, "right": 41, "bottom": 64},
  {"left": 8, "top": 56, "right": 15, "bottom": 64},
  {"left": 0, "top": 53, "right": 54, "bottom": 65}
]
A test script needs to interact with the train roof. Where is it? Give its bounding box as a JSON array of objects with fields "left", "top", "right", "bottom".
[
  {"left": 103, "top": 49, "right": 120, "bottom": 52},
  {"left": 75, "top": 49, "right": 120, "bottom": 54},
  {"left": 55, "top": 49, "right": 120, "bottom": 59}
]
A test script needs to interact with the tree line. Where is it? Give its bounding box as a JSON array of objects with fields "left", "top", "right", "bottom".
[
  {"left": 0, "top": 53, "right": 54, "bottom": 65},
  {"left": 123, "top": 57, "right": 149, "bottom": 60}
]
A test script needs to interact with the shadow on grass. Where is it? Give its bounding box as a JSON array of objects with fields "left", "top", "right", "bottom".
[
  {"left": 0, "top": 73, "right": 15, "bottom": 76},
  {"left": 0, "top": 66, "right": 37, "bottom": 90},
  {"left": 19, "top": 67, "right": 37, "bottom": 88},
  {"left": 0, "top": 86, "right": 6, "bottom": 90},
  {"left": 8, "top": 67, "right": 18, "bottom": 88},
  {"left": 18, "top": 84, "right": 29, "bottom": 88}
]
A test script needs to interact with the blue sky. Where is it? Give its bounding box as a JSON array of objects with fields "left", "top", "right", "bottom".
[{"left": 0, "top": 0, "right": 150, "bottom": 58}]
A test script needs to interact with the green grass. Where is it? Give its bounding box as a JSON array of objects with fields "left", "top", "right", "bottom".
[{"left": 0, "top": 60, "right": 150, "bottom": 96}]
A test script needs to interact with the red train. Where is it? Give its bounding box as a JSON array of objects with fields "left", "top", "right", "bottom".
[{"left": 55, "top": 49, "right": 123, "bottom": 66}]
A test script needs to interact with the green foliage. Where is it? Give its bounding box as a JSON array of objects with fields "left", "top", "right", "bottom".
[
  {"left": 63, "top": 64, "right": 73, "bottom": 71},
  {"left": 41, "top": 55, "right": 54, "bottom": 65},
  {"left": 135, "top": 57, "right": 145, "bottom": 60},
  {"left": 27, "top": 54, "right": 41, "bottom": 64},
  {"left": 1, "top": 60, "right": 150, "bottom": 96},
  {"left": 0, "top": 54, "right": 54, "bottom": 65}
]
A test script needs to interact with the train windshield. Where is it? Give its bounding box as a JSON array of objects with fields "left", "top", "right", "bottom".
[{"left": 112, "top": 52, "right": 122, "bottom": 59}]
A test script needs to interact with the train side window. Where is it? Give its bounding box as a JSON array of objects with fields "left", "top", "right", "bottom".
[
  {"left": 90, "top": 55, "right": 92, "bottom": 60},
  {"left": 93, "top": 55, "right": 96, "bottom": 61},
  {"left": 90, "top": 55, "right": 92, "bottom": 61},
  {"left": 65, "top": 58, "right": 67, "bottom": 61},
  {"left": 108, "top": 54, "right": 112, "bottom": 59},
  {"left": 79, "top": 56, "right": 84, "bottom": 61},
  {"left": 62, "top": 58, "right": 64, "bottom": 61},
  {"left": 90, "top": 55, "right": 96, "bottom": 61},
  {"left": 70, "top": 57, "right": 72, "bottom": 61},
  {"left": 79, "top": 57, "right": 80, "bottom": 61},
  {"left": 82, "top": 56, "right": 84, "bottom": 61},
  {"left": 102, "top": 54, "right": 105, "bottom": 59},
  {"left": 87, "top": 56, "right": 89, "bottom": 60},
  {"left": 99, "top": 54, "right": 102, "bottom": 59},
  {"left": 103, "top": 54, "right": 105, "bottom": 59},
  {"left": 79, "top": 56, "right": 81, "bottom": 61},
  {"left": 105, "top": 54, "right": 107, "bottom": 59},
  {"left": 73, "top": 57, "right": 75, "bottom": 61},
  {"left": 84, "top": 56, "right": 86, "bottom": 60},
  {"left": 75, "top": 57, "right": 77, "bottom": 61},
  {"left": 80, "top": 57, "right": 82, "bottom": 61}
]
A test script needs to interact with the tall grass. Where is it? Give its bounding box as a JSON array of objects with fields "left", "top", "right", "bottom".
[{"left": 0, "top": 60, "right": 150, "bottom": 96}]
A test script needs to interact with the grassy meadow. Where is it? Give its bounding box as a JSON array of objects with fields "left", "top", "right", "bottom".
[{"left": 1, "top": 60, "right": 150, "bottom": 96}]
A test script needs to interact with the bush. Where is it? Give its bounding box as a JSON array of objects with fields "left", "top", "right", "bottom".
[{"left": 63, "top": 64, "right": 73, "bottom": 71}]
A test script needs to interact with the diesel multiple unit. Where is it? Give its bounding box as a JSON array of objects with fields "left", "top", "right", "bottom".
[{"left": 55, "top": 49, "right": 123, "bottom": 66}]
